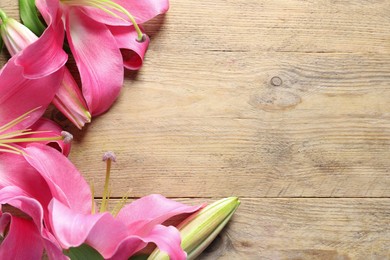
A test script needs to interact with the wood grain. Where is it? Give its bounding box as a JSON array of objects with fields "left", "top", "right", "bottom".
[
  {"left": 63, "top": 52, "right": 390, "bottom": 198},
  {"left": 106, "top": 198, "right": 390, "bottom": 260},
  {"left": 205, "top": 198, "right": 390, "bottom": 260},
  {"left": 1, "top": 0, "right": 390, "bottom": 259}
]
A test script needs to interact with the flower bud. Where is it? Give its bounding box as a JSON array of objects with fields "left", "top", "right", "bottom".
[
  {"left": 0, "top": 17, "right": 37, "bottom": 55},
  {"left": 148, "top": 197, "right": 240, "bottom": 260}
]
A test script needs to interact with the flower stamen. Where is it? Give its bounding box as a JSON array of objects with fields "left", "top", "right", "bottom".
[
  {"left": 100, "top": 151, "right": 116, "bottom": 212},
  {"left": 0, "top": 108, "right": 72, "bottom": 155}
]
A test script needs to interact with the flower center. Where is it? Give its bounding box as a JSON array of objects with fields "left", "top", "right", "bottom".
[
  {"left": 60, "top": 0, "right": 145, "bottom": 42},
  {"left": 0, "top": 108, "right": 72, "bottom": 155}
]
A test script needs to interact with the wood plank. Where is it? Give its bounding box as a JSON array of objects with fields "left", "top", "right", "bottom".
[
  {"left": 62, "top": 52, "right": 390, "bottom": 198},
  {"left": 2, "top": 0, "right": 390, "bottom": 54},
  {"left": 100, "top": 198, "right": 390, "bottom": 260},
  {"left": 144, "top": 0, "right": 390, "bottom": 54}
]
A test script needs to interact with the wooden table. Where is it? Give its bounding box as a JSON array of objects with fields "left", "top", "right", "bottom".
[{"left": 2, "top": 0, "right": 390, "bottom": 259}]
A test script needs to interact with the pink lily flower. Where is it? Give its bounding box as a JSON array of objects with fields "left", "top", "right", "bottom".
[
  {"left": 0, "top": 144, "right": 203, "bottom": 259},
  {"left": 0, "top": 10, "right": 91, "bottom": 129},
  {"left": 0, "top": 60, "right": 71, "bottom": 156},
  {"left": 0, "top": 144, "right": 91, "bottom": 259},
  {"left": 36, "top": 0, "right": 169, "bottom": 115},
  {"left": 0, "top": 7, "right": 72, "bottom": 155}
]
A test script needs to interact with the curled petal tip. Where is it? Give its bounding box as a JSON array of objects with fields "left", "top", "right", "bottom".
[{"left": 103, "top": 151, "right": 116, "bottom": 162}]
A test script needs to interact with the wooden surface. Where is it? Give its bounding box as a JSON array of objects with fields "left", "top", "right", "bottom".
[{"left": 2, "top": 0, "right": 390, "bottom": 259}]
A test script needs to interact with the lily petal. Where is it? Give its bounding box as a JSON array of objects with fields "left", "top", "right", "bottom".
[
  {"left": 14, "top": 7, "right": 67, "bottom": 79},
  {"left": 0, "top": 186, "right": 63, "bottom": 256},
  {"left": 0, "top": 151, "right": 52, "bottom": 209},
  {"left": 0, "top": 57, "right": 64, "bottom": 132},
  {"left": 52, "top": 68, "right": 91, "bottom": 130},
  {"left": 80, "top": 0, "right": 169, "bottom": 26},
  {"left": 23, "top": 144, "right": 92, "bottom": 213},
  {"left": 109, "top": 25, "right": 150, "bottom": 70},
  {"left": 66, "top": 8, "right": 123, "bottom": 115},
  {"left": 50, "top": 199, "right": 185, "bottom": 260},
  {"left": 116, "top": 194, "right": 205, "bottom": 235},
  {"left": 0, "top": 186, "right": 44, "bottom": 231},
  {"left": 113, "top": 0, "right": 169, "bottom": 24},
  {"left": 110, "top": 224, "right": 185, "bottom": 260},
  {"left": 142, "top": 225, "right": 186, "bottom": 260},
  {"left": 49, "top": 198, "right": 128, "bottom": 258},
  {"left": 0, "top": 214, "right": 44, "bottom": 260}
]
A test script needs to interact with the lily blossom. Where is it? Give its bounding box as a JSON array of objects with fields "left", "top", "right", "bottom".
[
  {"left": 0, "top": 11, "right": 91, "bottom": 129},
  {"left": 0, "top": 58, "right": 71, "bottom": 156},
  {"left": 0, "top": 145, "right": 203, "bottom": 259},
  {"left": 44, "top": 150, "right": 204, "bottom": 259},
  {"left": 0, "top": 3, "right": 73, "bottom": 155},
  {"left": 36, "top": 0, "right": 169, "bottom": 115},
  {"left": 0, "top": 144, "right": 91, "bottom": 259}
]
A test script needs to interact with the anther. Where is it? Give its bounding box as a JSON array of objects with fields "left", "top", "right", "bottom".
[
  {"left": 136, "top": 34, "right": 147, "bottom": 43},
  {"left": 103, "top": 151, "right": 116, "bottom": 162},
  {"left": 61, "top": 131, "right": 73, "bottom": 143}
]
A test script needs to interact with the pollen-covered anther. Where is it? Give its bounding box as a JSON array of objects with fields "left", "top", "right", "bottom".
[
  {"left": 103, "top": 151, "right": 117, "bottom": 162},
  {"left": 61, "top": 131, "right": 73, "bottom": 143},
  {"left": 136, "top": 34, "right": 147, "bottom": 43}
]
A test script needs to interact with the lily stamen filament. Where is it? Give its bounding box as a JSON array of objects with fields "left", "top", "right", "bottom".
[{"left": 0, "top": 108, "right": 71, "bottom": 155}]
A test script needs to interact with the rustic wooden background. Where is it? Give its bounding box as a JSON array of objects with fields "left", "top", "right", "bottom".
[{"left": 2, "top": 0, "right": 390, "bottom": 259}]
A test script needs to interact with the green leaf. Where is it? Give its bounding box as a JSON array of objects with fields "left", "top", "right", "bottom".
[
  {"left": 19, "top": 0, "right": 46, "bottom": 36},
  {"left": 64, "top": 244, "right": 104, "bottom": 260}
]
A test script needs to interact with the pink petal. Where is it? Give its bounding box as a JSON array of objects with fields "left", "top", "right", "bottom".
[
  {"left": 66, "top": 8, "right": 123, "bottom": 116},
  {"left": 52, "top": 68, "right": 91, "bottom": 130},
  {"left": 0, "top": 187, "right": 65, "bottom": 260},
  {"left": 116, "top": 194, "right": 205, "bottom": 235},
  {"left": 23, "top": 144, "right": 92, "bottom": 214},
  {"left": 28, "top": 118, "right": 71, "bottom": 156},
  {"left": 114, "top": 0, "right": 169, "bottom": 24},
  {"left": 0, "top": 151, "right": 52, "bottom": 209},
  {"left": 14, "top": 6, "right": 67, "bottom": 79},
  {"left": 142, "top": 225, "right": 186, "bottom": 260},
  {"left": 0, "top": 214, "right": 44, "bottom": 260},
  {"left": 35, "top": 0, "right": 63, "bottom": 25},
  {"left": 0, "top": 186, "right": 44, "bottom": 231},
  {"left": 49, "top": 199, "right": 128, "bottom": 258},
  {"left": 80, "top": 0, "right": 169, "bottom": 26},
  {"left": 106, "top": 236, "right": 146, "bottom": 260},
  {"left": 109, "top": 25, "right": 150, "bottom": 70},
  {"left": 42, "top": 231, "right": 69, "bottom": 260},
  {"left": 109, "top": 225, "right": 186, "bottom": 260},
  {"left": 0, "top": 57, "right": 64, "bottom": 132}
]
